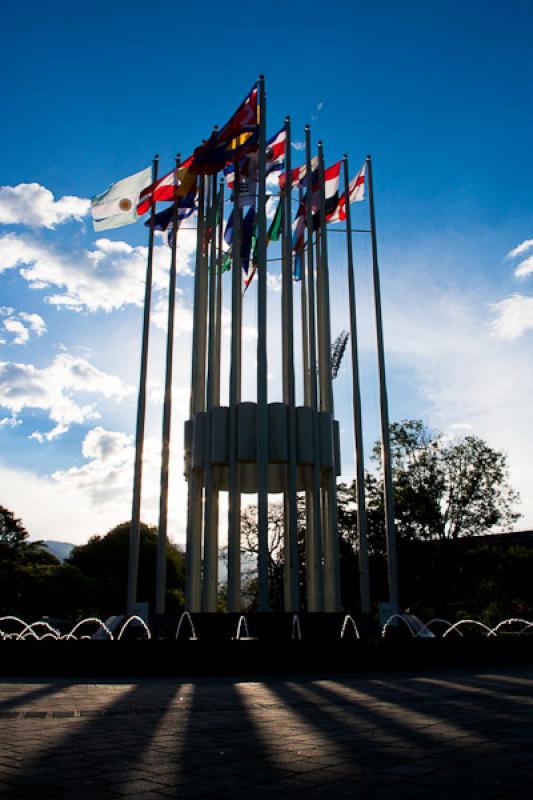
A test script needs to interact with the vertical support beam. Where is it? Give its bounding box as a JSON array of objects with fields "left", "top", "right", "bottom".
[
  {"left": 256, "top": 75, "right": 270, "bottom": 611},
  {"left": 185, "top": 177, "right": 206, "bottom": 612},
  {"left": 366, "top": 154, "right": 400, "bottom": 613},
  {"left": 127, "top": 154, "right": 159, "bottom": 616},
  {"left": 202, "top": 175, "right": 220, "bottom": 611},
  {"left": 213, "top": 181, "right": 224, "bottom": 407},
  {"left": 227, "top": 168, "right": 243, "bottom": 612},
  {"left": 282, "top": 116, "right": 299, "bottom": 611},
  {"left": 304, "top": 125, "right": 323, "bottom": 611},
  {"left": 343, "top": 155, "right": 371, "bottom": 614},
  {"left": 155, "top": 154, "right": 180, "bottom": 616},
  {"left": 317, "top": 141, "right": 340, "bottom": 611}
]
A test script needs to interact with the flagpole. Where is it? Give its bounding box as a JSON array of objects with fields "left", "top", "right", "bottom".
[
  {"left": 202, "top": 175, "right": 220, "bottom": 611},
  {"left": 214, "top": 179, "right": 224, "bottom": 406},
  {"left": 228, "top": 165, "right": 243, "bottom": 612},
  {"left": 155, "top": 154, "right": 181, "bottom": 616},
  {"left": 304, "top": 124, "right": 323, "bottom": 611},
  {"left": 282, "top": 115, "right": 299, "bottom": 611},
  {"left": 343, "top": 154, "right": 371, "bottom": 614},
  {"left": 366, "top": 154, "right": 399, "bottom": 613},
  {"left": 127, "top": 153, "right": 159, "bottom": 616},
  {"left": 185, "top": 175, "right": 206, "bottom": 612},
  {"left": 256, "top": 75, "right": 269, "bottom": 612},
  {"left": 317, "top": 141, "right": 340, "bottom": 611}
]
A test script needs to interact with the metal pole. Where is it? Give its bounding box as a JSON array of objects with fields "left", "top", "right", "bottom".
[
  {"left": 185, "top": 176, "right": 206, "bottom": 612},
  {"left": 227, "top": 166, "right": 243, "bottom": 612},
  {"left": 155, "top": 154, "right": 180, "bottom": 616},
  {"left": 317, "top": 142, "right": 340, "bottom": 611},
  {"left": 202, "top": 175, "right": 220, "bottom": 611},
  {"left": 214, "top": 180, "right": 224, "bottom": 406},
  {"left": 366, "top": 154, "right": 400, "bottom": 612},
  {"left": 282, "top": 116, "right": 299, "bottom": 611},
  {"left": 256, "top": 75, "right": 269, "bottom": 611},
  {"left": 127, "top": 154, "right": 159, "bottom": 616},
  {"left": 343, "top": 154, "right": 371, "bottom": 614},
  {"left": 304, "top": 125, "right": 323, "bottom": 611}
]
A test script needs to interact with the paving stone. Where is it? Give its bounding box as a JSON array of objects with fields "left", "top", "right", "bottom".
[{"left": 2, "top": 665, "right": 533, "bottom": 798}]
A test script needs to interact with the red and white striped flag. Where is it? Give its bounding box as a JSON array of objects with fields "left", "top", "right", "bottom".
[
  {"left": 328, "top": 163, "right": 365, "bottom": 223},
  {"left": 279, "top": 156, "right": 318, "bottom": 192},
  {"left": 137, "top": 155, "right": 195, "bottom": 216}
]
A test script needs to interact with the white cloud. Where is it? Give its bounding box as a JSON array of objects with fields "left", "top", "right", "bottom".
[
  {"left": 376, "top": 278, "right": 533, "bottom": 526},
  {"left": 0, "top": 307, "right": 46, "bottom": 345},
  {"left": 507, "top": 239, "right": 533, "bottom": 259},
  {"left": 0, "top": 183, "right": 90, "bottom": 228},
  {"left": 53, "top": 427, "right": 135, "bottom": 505},
  {"left": 291, "top": 141, "right": 306, "bottom": 151},
  {"left": 19, "top": 311, "right": 46, "bottom": 336},
  {"left": 47, "top": 421, "right": 188, "bottom": 543},
  {"left": 152, "top": 292, "right": 194, "bottom": 333},
  {"left": 0, "top": 352, "right": 133, "bottom": 440},
  {"left": 491, "top": 294, "right": 533, "bottom": 340},
  {"left": 0, "top": 232, "right": 195, "bottom": 313},
  {"left": 515, "top": 255, "right": 533, "bottom": 278},
  {"left": 4, "top": 319, "right": 30, "bottom": 345},
  {"left": 0, "top": 415, "right": 21, "bottom": 428}
]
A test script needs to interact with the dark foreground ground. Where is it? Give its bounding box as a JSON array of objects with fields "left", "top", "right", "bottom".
[{"left": 1, "top": 665, "right": 532, "bottom": 799}]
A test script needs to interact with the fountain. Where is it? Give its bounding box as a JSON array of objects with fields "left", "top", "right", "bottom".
[
  {"left": 175, "top": 612, "right": 198, "bottom": 640},
  {"left": 116, "top": 615, "right": 151, "bottom": 640},
  {"left": 340, "top": 615, "right": 361, "bottom": 640}
]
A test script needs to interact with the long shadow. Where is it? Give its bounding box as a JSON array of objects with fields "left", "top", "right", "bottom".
[
  {"left": 4, "top": 678, "right": 189, "bottom": 799},
  {"left": 170, "top": 678, "right": 299, "bottom": 800},
  {"left": 263, "top": 674, "right": 515, "bottom": 796},
  {"left": 0, "top": 680, "right": 80, "bottom": 714}
]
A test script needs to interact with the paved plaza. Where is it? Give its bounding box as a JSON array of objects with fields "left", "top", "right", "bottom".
[{"left": 0, "top": 664, "right": 532, "bottom": 798}]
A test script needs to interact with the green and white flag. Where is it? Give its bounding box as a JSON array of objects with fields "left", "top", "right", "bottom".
[{"left": 91, "top": 166, "right": 152, "bottom": 232}]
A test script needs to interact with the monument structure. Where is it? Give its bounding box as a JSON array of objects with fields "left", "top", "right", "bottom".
[{"left": 125, "top": 76, "right": 399, "bottom": 618}]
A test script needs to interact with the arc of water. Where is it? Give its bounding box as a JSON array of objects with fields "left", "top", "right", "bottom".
[
  {"left": 340, "top": 615, "right": 361, "bottom": 640},
  {"left": 236, "top": 615, "right": 250, "bottom": 640},
  {"left": 116, "top": 615, "right": 151, "bottom": 640},
  {"left": 16, "top": 621, "right": 60, "bottom": 641},
  {"left": 0, "top": 615, "right": 32, "bottom": 629},
  {"left": 66, "top": 618, "right": 114, "bottom": 640},
  {"left": 175, "top": 611, "right": 198, "bottom": 640},
  {"left": 381, "top": 614, "right": 417, "bottom": 639},
  {"left": 442, "top": 619, "right": 495, "bottom": 638},
  {"left": 489, "top": 617, "right": 533, "bottom": 636},
  {"left": 291, "top": 614, "right": 302, "bottom": 641}
]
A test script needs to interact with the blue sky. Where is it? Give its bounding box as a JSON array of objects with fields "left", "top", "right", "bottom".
[{"left": 1, "top": 0, "right": 532, "bottom": 543}]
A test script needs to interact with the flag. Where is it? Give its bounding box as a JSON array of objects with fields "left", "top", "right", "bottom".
[
  {"left": 223, "top": 207, "right": 256, "bottom": 272},
  {"left": 145, "top": 192, "right": 196, "bottom": 246},
  {"left": 328, "top": 163, "right": 366, "bottom": 223},
  {"left": 91, "top": 167, "right": 152, "bottom": 231},
  {"left": 279, "top": 156, "right": 318, "bottom": 192},
  {"left": 265, "top": 128, "right": 286, "bottom": 175},
  {"left": 320, "top": 160, "right": 342, "bottom": 220},
  {"left": 245, "top": 198, "right": 283, "bottom": 292},
  {"left": 190, "top": 85, "right": 259, "bottom": 175},
  {"left": 223, "top": 156, "right": 257, "bottom": 206},
  {"left": 137, "top": 156, "right": 196, "bottom": 216},
  {"left": 223, "top": 126, "right": 285, "bottom": 198}
]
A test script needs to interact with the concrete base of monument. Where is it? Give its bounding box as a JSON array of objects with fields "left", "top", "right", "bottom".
[{"left": 2, "top": 636, "right": 533, "bottom": 678}]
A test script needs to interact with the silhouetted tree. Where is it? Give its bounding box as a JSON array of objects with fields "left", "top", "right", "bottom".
[
  {"left": 67, "top": 521, "right": 185, "bottom": 617},
  {"left": 361, "top": 419, "right": 520, "bottom": 554}
]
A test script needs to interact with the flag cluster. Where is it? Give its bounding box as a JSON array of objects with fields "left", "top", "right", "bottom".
[{"left": 89, "top": 80, "right": 367, "bottom": 286}]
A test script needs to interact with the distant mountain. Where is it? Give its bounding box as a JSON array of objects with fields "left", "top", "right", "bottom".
[{"left": 42, "top": 540, "right": 75, "bottom": 563}]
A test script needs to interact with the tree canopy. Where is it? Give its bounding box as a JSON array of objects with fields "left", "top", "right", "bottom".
[
  {"left": 361, "top": 419, "right": 520, "bottom": 553},
  {"left": 67, "top": 521, "right": 186, "bottom": 616}
]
